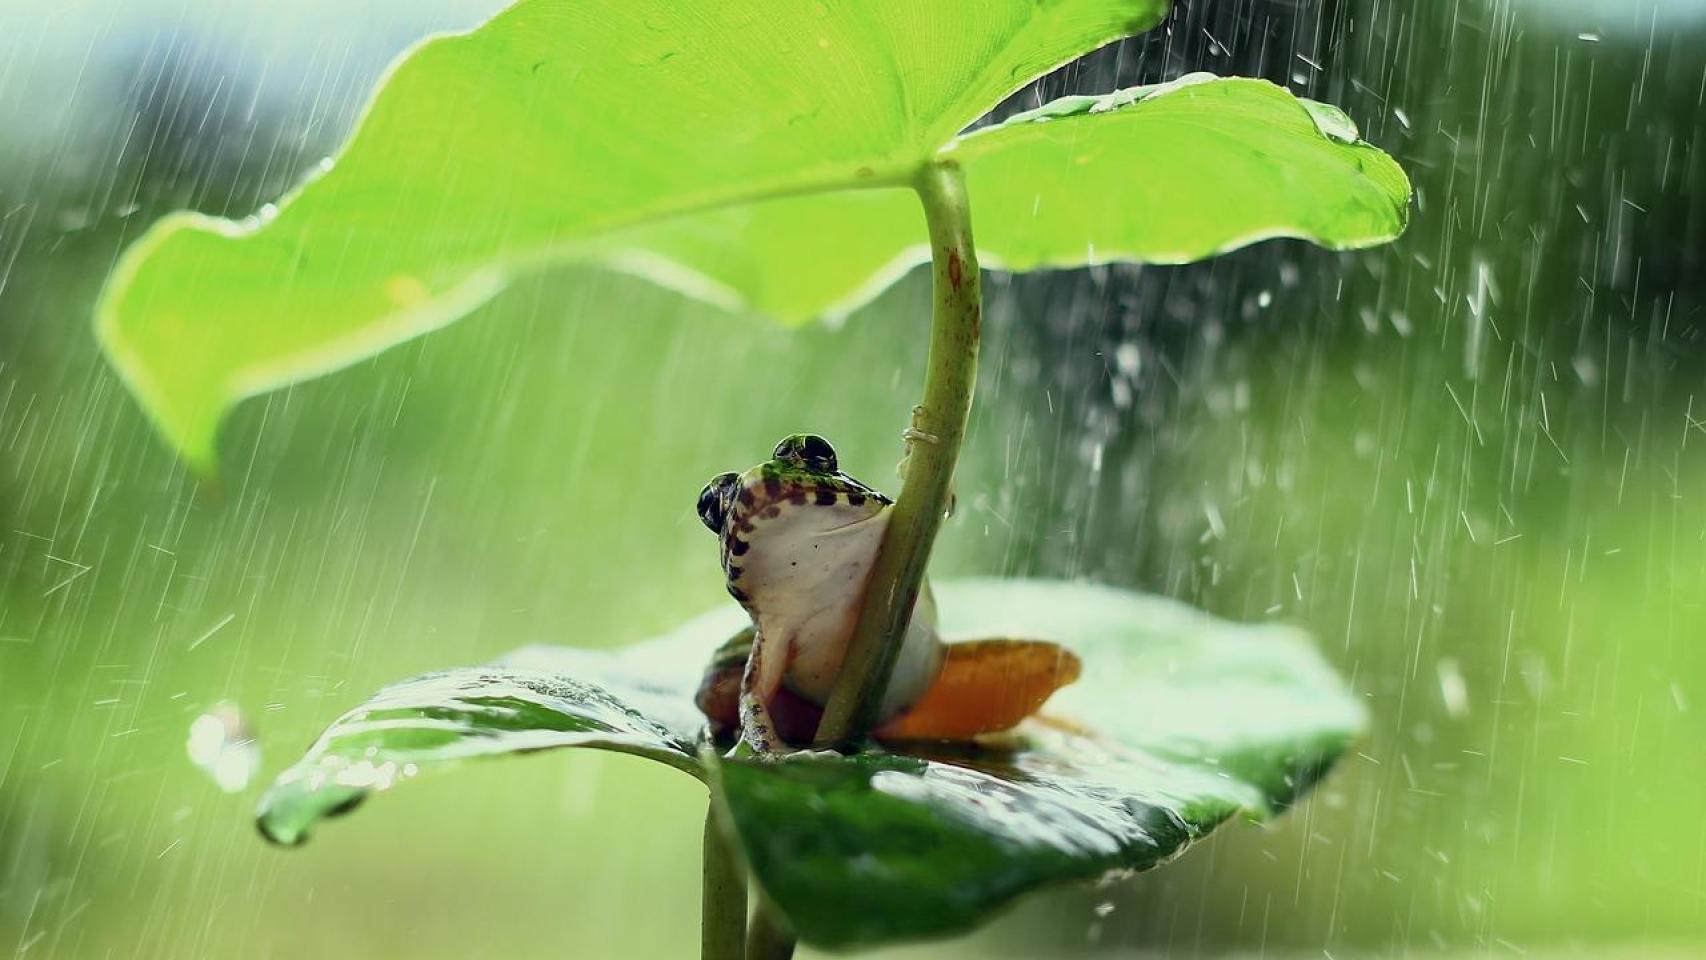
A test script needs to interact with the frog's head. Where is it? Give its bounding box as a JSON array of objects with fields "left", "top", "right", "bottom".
[{"left": 697, "top": 434, "right": 892, "bottom": 606}]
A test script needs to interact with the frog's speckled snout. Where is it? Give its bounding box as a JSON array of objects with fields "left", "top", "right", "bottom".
[{"left": 696, "top": 471, "right": 739, "bottom": 533}]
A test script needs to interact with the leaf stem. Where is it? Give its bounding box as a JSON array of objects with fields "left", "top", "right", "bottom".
[
  {"left": 702, "top": 806, "right": 748, "bottom": 960},
  {"left": 814, "top": 160, "right": 981, "bottom": 747}
]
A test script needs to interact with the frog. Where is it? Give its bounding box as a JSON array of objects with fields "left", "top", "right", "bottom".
[{"left": 694, "top": 434, "right": 1082, "bottom": 754}]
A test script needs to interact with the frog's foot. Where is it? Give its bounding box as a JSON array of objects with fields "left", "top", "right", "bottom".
[
  {"left": 737, "top": 676, "right": 781, "bottom": 756},
  {"left": 898, "top": 405, "right": 958, "bottom": 518},
  {"left": 875, "top": 639, "right": 1082, "bottom": 742},
  {"left": 901, "top": 417, "right": 941, "bottom": 450},
  {"left": 899, "top": 404, "right": 940, "bottom": 471},
  {"left": 898, "top": 429, "right": 942, "bottom": 450}
]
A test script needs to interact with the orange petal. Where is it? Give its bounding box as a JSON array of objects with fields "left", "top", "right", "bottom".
[{"left": 875, "top": 639, "right": 1082, "bottom": 742}]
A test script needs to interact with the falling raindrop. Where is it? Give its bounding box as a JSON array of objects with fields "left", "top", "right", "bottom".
[
  {"left": 187, "top": 701, "right": 261, "bottom": 794},
  {"left": 1436, "top": 658, "right": 1470, "bottom": 719}
]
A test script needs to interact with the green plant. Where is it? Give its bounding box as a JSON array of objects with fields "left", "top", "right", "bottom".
[{"left": 93, "top": 2, "right": 1408, "bottom": 957}]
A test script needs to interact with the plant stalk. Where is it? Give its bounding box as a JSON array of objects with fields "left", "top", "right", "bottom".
[
  {"left": 702, "top": 806, "right": 748, "bottom": 960},
  {"left": 815, "top": 160, "right": 981, "bottom": 748}
]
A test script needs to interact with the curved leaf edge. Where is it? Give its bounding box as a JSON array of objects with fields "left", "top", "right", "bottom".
[
  {"left": 955, "top": 73, "right": 1413, "bottom": 259},
  {"left": 572, "top": 75, "right": 1414, "bottom": 328},
  {"left": 256, "top": 731, "right": 705, "bottom": 847},
  {"left": 252, "top": 665, "right": 709, "bottom": 848},
  {"left": 705, "top": 730, "right": 1360, "bottom": 949},
  {"left": 94, "top": 1, "right": 1175, "bottom": 472},
  {"left": 95, "top": 212, "right": 514, "bottom": 476}
]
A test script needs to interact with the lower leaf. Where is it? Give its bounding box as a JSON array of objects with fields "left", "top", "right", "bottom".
[
  {"left": 254, "top": 615, "right": 738, "bottom": 845},
  {"left": 255, "top": 577, "right": 1362, "bottom": 953},
  {"left": 713, "top": 579, "right": 1364, "bottom": 948}
]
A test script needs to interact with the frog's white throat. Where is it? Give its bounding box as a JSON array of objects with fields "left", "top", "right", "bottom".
[{"left": 730, "top": 503, "right": 942, "bottom": 720}]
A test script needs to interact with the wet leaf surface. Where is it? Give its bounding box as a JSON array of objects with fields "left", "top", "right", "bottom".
[
  {"left": 255, "top": 618, "right": 732, "bottom": 845},
  {"left": 716, "top": 579, "right": 1363, "bottom": 947},
  {"left": 260, "top": 578, "right": 1359, "bottom": 950}
]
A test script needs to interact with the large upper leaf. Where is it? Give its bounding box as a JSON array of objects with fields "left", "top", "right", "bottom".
[
  {"left": 95, "top": 0, "right": 1169, "bottom": 471},
  {"left": 255, "top": 579, "right": 1363, "bottom": 949},
  {"left": 612, "top": 75, "right": 1412, "bottom": 321}
]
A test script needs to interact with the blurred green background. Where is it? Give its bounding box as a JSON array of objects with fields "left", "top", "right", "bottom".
[{"left": 3, "top": 0, "right": 1705, "bottom": 957}]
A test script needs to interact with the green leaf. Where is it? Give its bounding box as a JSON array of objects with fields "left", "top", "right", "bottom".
[
  {"left": 612, "top": 75, "right": 1412, "bottom": 322},
  {"left": 254, "top": 613, "right": 739, "bottom": 845},
  {"left": 95, "top": 0, "right": 1169, "bottom": 471},
  {"left": 256, "top": 578, "right": 1361, "bottom": 952},
  {"left": 714, "top": 578, "right": 1365, "bottom": 949}
]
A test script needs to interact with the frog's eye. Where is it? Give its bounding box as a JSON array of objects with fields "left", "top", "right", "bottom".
[
  {"left": 772, "top": 434, "right": 838, "bottom": 473},
  {"left": 697, "top": 472, "right": 739, "bottom": 532}
]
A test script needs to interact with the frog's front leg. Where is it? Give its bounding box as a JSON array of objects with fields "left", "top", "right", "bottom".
[
  {"left": 736, "top": 626, "right": 792, "bottom": 756},
  {"left": 696, "top": 627, "right": 824, "bottom": 748}
]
